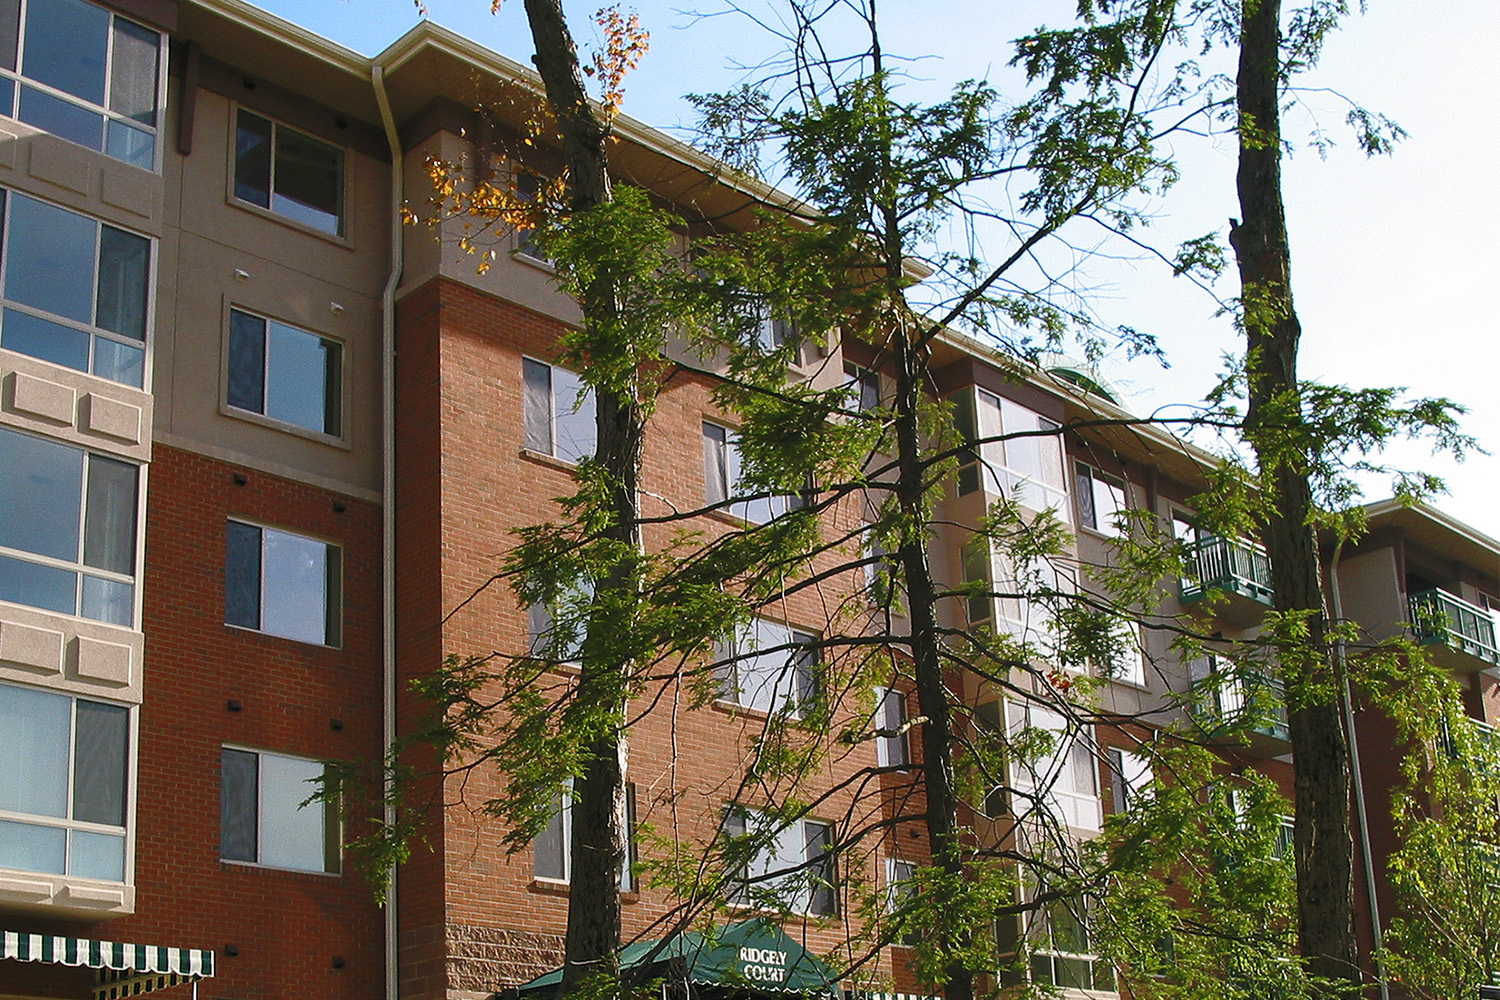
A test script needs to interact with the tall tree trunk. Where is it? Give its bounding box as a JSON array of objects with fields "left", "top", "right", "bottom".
[
  {"left": 521, "top": 1, "right": 639, "bottom": 993},
  {"left": 881, "top": 215, "right": 974, "bottom": 1000},
  {"left": 1230, "top": 0, "right": 1357, "bottom": 990}
]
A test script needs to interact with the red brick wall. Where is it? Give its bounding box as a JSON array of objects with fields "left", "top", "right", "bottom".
[
  {"left": 19, "top": 443, "right": 390, "bottom": 1000},
  {"left": 393, "top": 276, "right": 910, "bottom": 994}
]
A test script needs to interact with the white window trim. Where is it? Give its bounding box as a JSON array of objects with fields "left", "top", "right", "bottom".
[
  {"left": 522, "top": 355, "right": 596, "bottom": 465},
  {"left": 533, "top": 779, "right": 636, "bottom": 891},
  {"left": 724, "top": 807, "right": 836, "bottom": 916},
  {"left": 702, "top": 420, "right": 802, "bottom": 524},
  {"left": 885, "top": 857, "right": 919, "bottom": 947},
  {"left": 0, "top": 0, "right": 168, "bottom": 172},
  {"left": 219, "top": 744, "right": 339, "bottom": 875},
  {"left": 1007, "top": 701, "right": 1101, "bottom": 833},
  {"left": 956, "top": 387, "right": 1069, "bottom": 520},
  {"left": 715, "top": 618, "right": 818, "bottom": 718},
  {"left": 961, "top": 539, "right": 1076, "bottom": 656},
  {"left": 874, "top": 685, "right": 910, "bottom": 768},
  {"left": 0, "top": 680, "right": 137, "bottom": 887},
  {"left": 0, "top": 423, "right": 141, "bottom": 627},
  {"left": 0, "top": 187, "right": 157, "bottom": 391},
  {"left": 1107, "top": 745, "right": 1152, "bottom": 813}
]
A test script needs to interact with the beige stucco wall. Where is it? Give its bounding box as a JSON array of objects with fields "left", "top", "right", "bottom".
[{"left": 153, "top": 76, "right": 389, "bottom": 498}]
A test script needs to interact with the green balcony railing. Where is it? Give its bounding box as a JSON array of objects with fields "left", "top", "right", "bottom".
[
  {"left": 1191, "top": 670, "right": 1290, "bottom": 743},
  {"left": 1180, "top": 536, "right": 1274, "bottom": 607},
  {"left": 1409, "top": 588, "right": 1500, "bottom": 669}
]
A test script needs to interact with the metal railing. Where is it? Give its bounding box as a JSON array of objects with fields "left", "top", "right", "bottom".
[
  {"left": 1409, "top": 588, "right": 1500, "bottom": 668},
  {"left": 1191, "top": 670, "right": 1290, "bottom": 743},
  {"left": 1180, "top": 535, "right": 1274, "bottom": 606}
]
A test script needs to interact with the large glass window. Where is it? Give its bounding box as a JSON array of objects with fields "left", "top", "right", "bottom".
[
  {"left": 0, "top": 682, "right": 129, "bottom": 881},
  {"left": 716, "top": 618, "right": 818, "bottom": 718},
  {"left": 1028, "top": 894, "right": 1116, "bottom": 992},
  {"left": 522, "top": 358, "right": 595, "bottom": 464},
  {"left": 1008, "top": 702, "right": 1100, "bottom": 832},
  {"left": 220, "top": 747, "right": 337, "bottom": 873},
  {"left": 227, "top": 308, "right": 342, "bottom": 437},
  {"left": 234, "top": 109, "right": 344, "bottom": 236},
  {"left": 954, "top": 388, "right": 1068, "bottom": 518},
  {"left": 225, "top": 520, "right": 341, "bottom": 646},
  {"left": 0, "top": 425, "right": 138, "bottom": 625},
  {"left": 723, "top": 807, "right": 835, "bottom": 915},
  {"left": 0, "top": 0, "right": 161, "bottom": 168},
  {"left": 0, "top": 190, "right": 151, "bottom": 387},
  {"left": 703, "top": 421, "right": 803, "bottom": 524}
]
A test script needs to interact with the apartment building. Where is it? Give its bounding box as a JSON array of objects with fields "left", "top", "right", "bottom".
[{"left": 0, "top": 1, "right": 1496, "bottom": 999}]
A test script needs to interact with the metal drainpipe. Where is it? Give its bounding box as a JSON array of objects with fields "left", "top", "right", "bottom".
[
  {"left": 1330, "top": 537, "right": 1390, "bottom": 1000},
  {"left": 372, "top": 62, "right": 403, "bottom": 1000}
]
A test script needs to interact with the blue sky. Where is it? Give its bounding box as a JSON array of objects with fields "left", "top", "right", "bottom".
[{"left": 257, "top": 0, "right": 1500, "bottom": 539}]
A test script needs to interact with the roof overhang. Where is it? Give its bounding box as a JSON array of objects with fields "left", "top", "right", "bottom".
[{"left": 1358, "top": 499, "right": 1500, "bottom": 576}]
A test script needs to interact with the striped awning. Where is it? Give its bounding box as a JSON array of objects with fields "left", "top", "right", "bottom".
[{"left": 1, "top": 931, "right": 214, "bottom": 1000}]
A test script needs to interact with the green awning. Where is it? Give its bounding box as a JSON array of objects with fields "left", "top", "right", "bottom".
[
  {"left": 520, "top": 920, "right": 839, "bottom": 996},
  {"left": 1, "top": 930, "right": 215, "bottom": 1000}
]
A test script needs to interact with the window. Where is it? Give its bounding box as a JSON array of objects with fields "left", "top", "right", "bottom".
[
  {"left": 1075, "top": 463, "right": 1127, "bottom": 536},
  {"left": 953, "top": 388, "right": 1068, "bottom": 519},
  {"left": 225, "top": 521, "right": 341, "bottom": 646},
  {"left": 1106, "top": 746, "right": 1152, "bottom": 813},
  {"left": 527, "top": 575, "right": 594, "bottom": 664},
  {"left": 885, "top": 858, "right": 920, "bottom": 946},
  {"left": 0, "top": 682, "right": 129, "bottom": 882},
  {"left": 1008, "top": 702, "right": 1100, "bottom": 832},
  {"left": 523, "top": 358, "right": 595, "bottom": 464},
  {"left": 703, "top": 421, "right": 802, "bottom": 524},
  {"left": 874, "top": 686, "right": 909, "bottom": 768},
  {"left": 220, "top": 747, "right": 338, "bottom": 873},
  {"left": 844, "top": 361, "right": 880, "bottom": 412},
  {"left": 0, "top": 0, "right": 161, "bottom": 168},
  {"left": 1106, "top": 625, "right": 1146, "bottom": 686},
  {"left": 723, "top": 807, "right": 835, "bottom": 915},
  {"left": 227, "top": 308, "right": 342, "bottom": 437},
  {"left": 0, "top": 424, "right": 138, "bottom": 626},
  {"left": 234, "top": 109, "right": 344, "bottom": 236},
  {"left": 512, "top": 171, "right": 550, "bottom": 263},
  {"left": 533, "top": 780, "right": 636, "bottom": 890},
  {"left": 1028, "top": 894, "right": 1115, "bottom": 992},
  {"left": 748, "top": 301, "right": 795, "bottom": 353},
  {"left": 961, "top": 539, "right": 1074, "bottom": 653},
  {"left": 716, "top": 618, "right": 818, "bottom": 717},
  {"left": 0, "top": 190, "right": 152, "bottom": 387}
]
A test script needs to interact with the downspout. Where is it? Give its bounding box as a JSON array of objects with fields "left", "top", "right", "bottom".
[
  {"left": 1330, "top": 538, "right": 1390, "bottom": 1000},
  {"left": 372, "top": 62, "right": 403, "bottom": 1000}
]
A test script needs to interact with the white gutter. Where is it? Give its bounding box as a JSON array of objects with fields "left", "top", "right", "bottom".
[{"left": 371, "top": 62, "right": 403, "bottom": 1000}]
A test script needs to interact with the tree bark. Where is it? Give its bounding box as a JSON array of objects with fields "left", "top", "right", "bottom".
[
  {"left": 520, "top": 1, "right": 639, "bottom": 994},
  {"left": 1230, "top": 0, "right": 1357, "bottom": 990}
]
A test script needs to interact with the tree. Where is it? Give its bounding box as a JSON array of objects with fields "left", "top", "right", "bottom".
[
  {"left": 1363, "top": 642, "right": 1500, "bottom": 998},
  {"left": 350, "top": 4, "right": 1470, "bottom": 1000}
]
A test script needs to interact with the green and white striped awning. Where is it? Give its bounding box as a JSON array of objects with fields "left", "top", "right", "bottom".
[{"left": 1, "top": 931, "right": 215, "bottom": 1000}]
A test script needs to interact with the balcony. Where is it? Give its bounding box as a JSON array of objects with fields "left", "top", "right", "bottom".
[
  {"left": 1190, "top": 670, "right": 1290, "bottom": 756},
  {"left": 1180, "top": 535, "right": 1274, "bottom": 624},
  {"left": 1409, "top": 588, "right": 1500, "bottom": 673}
]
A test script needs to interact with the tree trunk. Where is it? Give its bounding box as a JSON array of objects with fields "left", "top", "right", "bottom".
[
  {"left": 1230, "top": 0, "right": 1357, "bottom": 990},
  {"left": 520, "top": 1, "right": 639, "bottom": 994}
]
